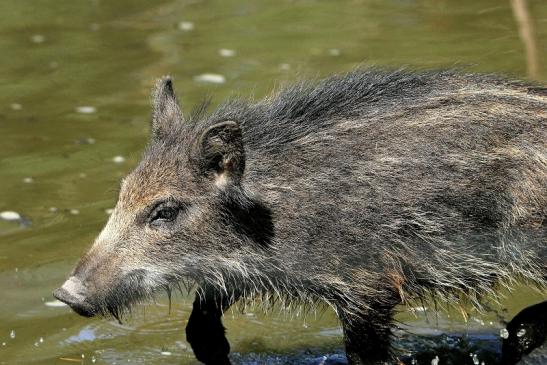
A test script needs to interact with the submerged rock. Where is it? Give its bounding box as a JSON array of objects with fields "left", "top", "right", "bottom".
[
  {"left": 112, "top": 155, "right": 125, "bottom": 164},
  {"left": 0, "top": 211, "right": 21, "bottom": 221},
  {"left": 178, "top": 21, "right": 194, "bottom": 31},
  {"left": 219, "top": 48, "right": 236, "bottom": 57},
  {"left": 31, "top": 34, "right": 45, "bottom": 43},
  {"left": 0, "top": 211, "right": 31, "bottom": 227},
  {"left": 75, "top": 106, "right": 97, "bottom": 114},
  {"left": 194, "top": 73, "right": 226, "bottom": 84}
]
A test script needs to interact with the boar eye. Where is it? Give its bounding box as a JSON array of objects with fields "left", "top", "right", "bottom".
[
  {"left": 148, "top": 201, "right": 183, "bottom": 225},
  {"left": 153, "top": 207, "right": 177, "bottom": 222}
]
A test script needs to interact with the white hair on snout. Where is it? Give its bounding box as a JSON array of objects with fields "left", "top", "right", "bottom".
[{"left": 61, "top": 276, "right": 87, "bottom": 302}]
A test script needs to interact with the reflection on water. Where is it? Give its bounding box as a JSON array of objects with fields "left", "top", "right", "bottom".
[
  {"left": 511, "top": 0, "right": 541, "bottom": 78},
  {"left": 0, "top": 0, "right": 545, "bottom": 364}
]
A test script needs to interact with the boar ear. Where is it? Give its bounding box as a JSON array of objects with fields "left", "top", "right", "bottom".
[
  {"left": 195, "top": 121, "right": 245, "bottom": 187},
  {"left": 151, "top": 76, "right": 183, "bottom": 140}
]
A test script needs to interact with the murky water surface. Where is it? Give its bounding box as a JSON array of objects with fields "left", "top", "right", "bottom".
[{"left": 0, "top": 1, "right": 545, "bottom": 364}]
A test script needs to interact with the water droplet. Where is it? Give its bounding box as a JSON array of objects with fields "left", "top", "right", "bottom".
[
  {"left": 472, "top": 353, "right": 479, "bottom": 365},
  {"left": 10, "top": 103, "right": 22, "bottom": 111},
  {"left": 48, "top": 207, "right": 58, "bottom": 213},
  {"left": 500, "top": 328, "right": 509, "bottom": 339},
  {"left": 22, "top": 177, "right": 34, "bottom": 183},
  {"left": 9, "top": 330, "right": 15, "bottom": 339},
  {"left": 2, "top": 342, "right": 5, "bottom": 346},
  {"left": 105, "top": 208, "right": 114, "bottom": 215},
  {"left": 76, "top": 106, "right": 97, "bottom": 114},
  {"left": 69, "top": 209, "right": 80, "bottom": 215},
  {"left": 218, "top": 48, "right": 236, "bottom": 57},
  {"left": 91, "top": 356, "right": 96, "bottom": 363},
  {"left": 112, "top": 155, "right": 125, "bottom": 164},
  {"left": 81, "top": 353, "right": 85, "bottom": 359},
  {"left": 1, "top": 211, "right": 21, "bottom": 221},
  {"left": 431, "top": 355, "right": 439, "bottom": 365},
  {"left": 517, "top": 328, "right": 526, "bottom": 337},
  {"left": 39, "top": 337, "right": 43, "bottom": 343},
  {"left": 328, "top": 48, "right": 341, "bottom": 56},
  {"left": 161, "top": 351, "right": 172, "bottom": 356},
  {"left": 194, "top": 73, "right": 225, "bottom": 84},
  {"left": 178, "top": 21, "right": 194, "bottom": 31}
]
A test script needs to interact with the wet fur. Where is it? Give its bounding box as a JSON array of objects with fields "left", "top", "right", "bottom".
[
  {"left": 153, "top": 69, "right": 546, "bottom": 312},
  {"left": 82, "top": 69, "right": 546, "bottom": 362}
]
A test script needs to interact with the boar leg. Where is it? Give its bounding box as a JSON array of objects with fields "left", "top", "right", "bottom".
[
  {"left": 339, "top": 300, "right": 398, "bottom": 365},
  {"left": 501, "top": 300, "right": 547, "bottom": 365},
  {"left": 186, "top": 290, "right": 236, "bottom": 365}
]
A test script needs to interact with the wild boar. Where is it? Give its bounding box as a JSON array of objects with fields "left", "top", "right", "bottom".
[{"left": 54, "top": 69, "right": 546, "bottom": 364}]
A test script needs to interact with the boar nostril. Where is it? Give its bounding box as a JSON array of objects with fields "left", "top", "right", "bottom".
[
  {"left": 52, "top": 287, "right": 73, "bottom": 305},
  {"left": 53, "top": 277, "right": 95, "bottom": 317}
]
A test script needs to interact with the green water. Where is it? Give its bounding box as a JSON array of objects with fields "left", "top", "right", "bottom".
[{"left": 0, "top": 0, "right": 545, "bottom": 364}]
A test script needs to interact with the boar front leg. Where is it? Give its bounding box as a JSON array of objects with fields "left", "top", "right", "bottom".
[
  {"left": 186, "top": 289, "right": 237, "bottom": 365},
  {"left": 339, "top": 299, "right": 399, "bottom": 365}
]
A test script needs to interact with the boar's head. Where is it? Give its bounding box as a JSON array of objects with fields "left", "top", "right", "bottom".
[{"left": 53, "top": 77, "right": 273, "bottom": 318}]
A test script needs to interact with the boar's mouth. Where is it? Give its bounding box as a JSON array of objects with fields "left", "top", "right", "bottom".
[{"left": 54, "top": 269, "right": 158, "bottom": 322}]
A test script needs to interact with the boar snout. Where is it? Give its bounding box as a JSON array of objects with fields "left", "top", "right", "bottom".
[{"left": 53, "top": 276, "right": 95, "bottom": 317}]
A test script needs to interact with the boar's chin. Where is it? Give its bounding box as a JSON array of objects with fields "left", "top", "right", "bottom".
[{"left": 92, "top": 269, "right": 159, "bottom": 320}]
